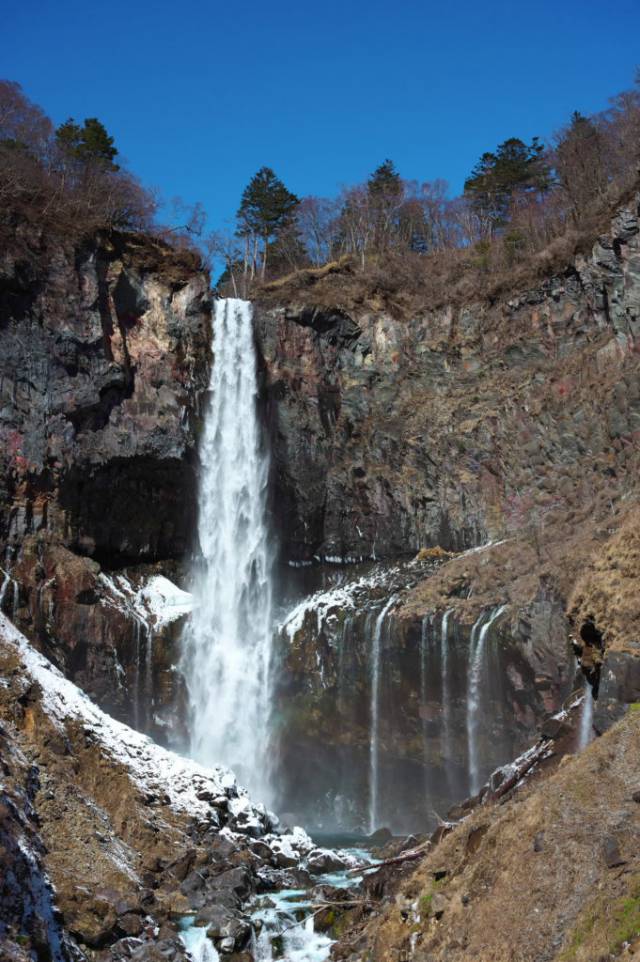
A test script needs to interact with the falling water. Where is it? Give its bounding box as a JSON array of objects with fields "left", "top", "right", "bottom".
[
  {"left": 144, "top": 621, "right": 153, "bottom": 727},
  {"left": 368, "top": 595, "right": 396, "bottom": 834},
  {"left": 467, "top": 604, "right": 508, "bottom": 795},
  {"left": 180, "top": 923, "right": 220, "bottom": 962},
  {"left": 419, "top": 615, "right": 431, "bottom": 765},
  {"left": 0, "top": 547, "right": 14, "bottom": 611},
  {"left": 577, "top": 682, "right": 594, "bottom": 750},
  {"left": 132, "top": 620, "right": 141, "bottom": 730},
  {"left": 440, "top": 608, "right": 454, "bottom": 785},
  {"left": 0, "top": 568, "right": 11, "bottom": 609},
  {"left": 184, "top": 299, "right": 273, "bottom": 801}
]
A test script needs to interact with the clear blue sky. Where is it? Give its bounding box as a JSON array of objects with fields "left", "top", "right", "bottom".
[{"left": 5, "top": 0, "right": 640, "bottom": 232}]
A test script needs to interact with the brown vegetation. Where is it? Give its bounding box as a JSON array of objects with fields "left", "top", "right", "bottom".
[
  {"left": 248, "top": 74, "right": 640, "bottom": 313},
  {"left": 333, "top": 709, "right": 640, "bottom": 962},
  {"left": 0, "top": 81, "right": 156, "bottom": 244}
]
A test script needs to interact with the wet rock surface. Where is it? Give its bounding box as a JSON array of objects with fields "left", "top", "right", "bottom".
[{"left": 272, "top": 558, "right": 575, "bottom": 834}]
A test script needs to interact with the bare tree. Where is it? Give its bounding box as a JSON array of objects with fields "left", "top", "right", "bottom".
[
  {"left": 295, "top": 196, "right": 339, "bottom": 265},
  {"left": 206, "top": 229, "right": 244, "bottom": 297}
]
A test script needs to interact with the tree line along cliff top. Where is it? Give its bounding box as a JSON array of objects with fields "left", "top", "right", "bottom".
[{"left": 2, "top": 73, "right": 640, "bottom": 317}]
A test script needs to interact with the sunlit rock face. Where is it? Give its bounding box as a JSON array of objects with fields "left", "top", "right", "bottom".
[
  {"left": 270, "top": 562, "right": 575, "bottom": 835},
  {"left": 0, "top": 230, "right": 211, "bottom": 732},
  {"left": 253, "top": 198, "right": 640, "bottom": 566}
]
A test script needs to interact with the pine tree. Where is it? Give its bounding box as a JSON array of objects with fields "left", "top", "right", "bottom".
[
  {"left": 464, "top": 137, "right": 551, "bottom": 233},
  {"left": 367, "top": 159, "right": 403, "bottom": 251},
  {"left": 237, "top": 167, "right": 299, "bottom": 279},
  {"left": 56, "top": 117, "right": 119, "bottom": 170},
  {"left": 367, "top": 159, "right": 402, "bottom": 200}
]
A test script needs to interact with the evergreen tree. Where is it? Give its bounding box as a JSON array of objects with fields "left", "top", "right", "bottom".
[
  {"left": 237, "top": 167, "right": 299, "bottom": 279},
  {"left": 367, "top": 158, "right": 402, "bottom": 200},
  {"left": 464, "top": 137, "right": 551, "bottom": 233},
  {"left": 367, "top": 159, "right": 403, "bottom": 251},
  {"left": 56, "top": 117, "right": 119, "bottom": 170}
]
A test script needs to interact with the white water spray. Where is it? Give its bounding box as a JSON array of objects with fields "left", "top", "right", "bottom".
[
  {"left": 440, "top": 608, "right": 454, "bottom": 785},
  {"left": 467, "top": 604, "right": 508, "bottom": 795},
  {"left": 577, "top": 681, "right": 594, "bottom": 750},
  {"left": 420, "top": 613, "right": 435, "bottom": 800},
  {"left": 369, "top": 595, "right": 396, "bottom": 833},
  {"left": 184, "top": 299, "right": 273, "bottom": 801}
]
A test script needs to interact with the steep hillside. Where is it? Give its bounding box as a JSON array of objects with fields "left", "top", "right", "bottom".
[{"left": 330, "top": 706, "right": 640, "bottom": 962}]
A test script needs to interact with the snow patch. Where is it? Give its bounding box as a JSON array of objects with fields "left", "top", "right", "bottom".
[
  {"left": 0, "top": 613, "right": 267, "bottom": 831},
  {"left": 99, "top": 572, "right": 193, "bottom": 630},
  {"left": 279, "top": 566, "right": 401, "bottom": 643}
]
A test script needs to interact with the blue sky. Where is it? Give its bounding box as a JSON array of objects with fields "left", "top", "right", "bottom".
[{"left": 5, "top": 0, "right": 640, "bottom": 232}]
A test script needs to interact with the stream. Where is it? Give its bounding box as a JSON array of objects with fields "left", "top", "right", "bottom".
[{"left": 180, "top": 845, "right": 375, "bottom": 962}]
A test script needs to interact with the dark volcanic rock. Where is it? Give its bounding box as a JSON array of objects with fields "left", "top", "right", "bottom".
[
  {"left": 0, "top": 229, "right": 210, "bottom": 731},
  {"left": 0, "top": 232, "right": 210, "bottom": 563},
  {"left": 254, "top": 197, "right": 640, "bottom": 564}
]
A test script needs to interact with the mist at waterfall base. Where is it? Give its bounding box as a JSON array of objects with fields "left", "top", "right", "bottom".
[
  {"left": 271, "top": 585, "right": 533, "bottom": 835},
  {"left": 181, "top": 298, "right": 537, "bottom": 838}
]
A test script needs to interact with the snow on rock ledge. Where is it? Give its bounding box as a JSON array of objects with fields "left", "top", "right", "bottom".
[
  {"left": 99, "top": 572, "right": 194, "bottom": 630},
  {"left": 249, "top": 825, "right": 360, "bottom": 874},
  {"left": 0, "top": 612, "right": 271, "bottom": 836}
]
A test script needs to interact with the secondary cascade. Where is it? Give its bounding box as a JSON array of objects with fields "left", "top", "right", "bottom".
[{"left": 183, "top": 298, "right": 273, "bottom": 802}]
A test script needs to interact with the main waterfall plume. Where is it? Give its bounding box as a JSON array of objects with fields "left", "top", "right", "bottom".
[{"left": 183, "top": 298, "right": 273, "bottom": 802}]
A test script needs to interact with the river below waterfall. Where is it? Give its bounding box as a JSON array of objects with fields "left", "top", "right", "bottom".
[{"left": 180, "top": 844, "right": 376, "bottom": 962}]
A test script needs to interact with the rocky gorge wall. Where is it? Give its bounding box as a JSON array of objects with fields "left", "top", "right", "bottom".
[
  {"left": 255, "top": 195, "right": 640, "bottom": 826},
  {"left": 2, "top": 197, "right": 640, "bottom": 839},
  {"left": 254, "top": 199, "right": 640, "bottom": 566},
  {"left": 0, "top": 228, "right": 211, "bottom": 736},
  {"left": 270, "top": 558, "right": 575, "bottom": 833}
]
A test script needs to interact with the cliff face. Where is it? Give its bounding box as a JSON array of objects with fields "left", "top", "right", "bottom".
[
  {"left": 256, "top": 196, "right": 640, "bottom": 824},
  {"left": 0, "top": 229, "right": 211, "bottom": 731},
  {"left": 272, "top": 565, "right": 574, "bottom": 833},
  {"left": 255, "top": 198, "right": 640, "bottom": 566}
]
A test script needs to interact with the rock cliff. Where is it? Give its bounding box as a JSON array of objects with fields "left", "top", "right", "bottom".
[
  {"left": 255, "top": 198, "right": 640, "bottom": 566},
  {"left": 255, "top": 194, "right": 640, "bottom": 829},
  {"left": 0, "top": 228, "right": 211, "bottom": 735}
]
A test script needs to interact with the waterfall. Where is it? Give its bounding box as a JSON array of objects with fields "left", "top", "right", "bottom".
[
  {"left": 144, "top": 621, "right": 153, "bottom": 726},
  {"left": 0, "top": 568, "right": 10, "bottom": 609},
  {"left": 132, "top": 619, "right": 141, "bottom": 730},
  {"left": 440, "top": 608, "right": 454, "bottom": 792},
  {"left": 0, "top": 547, "right": 14, "bottom": 612},
  {"left": 184, "top": 299, "right": 273, "bottom": 802},
  {"left": 466, "top": 604, "right": 508, "bottom": 795},
  {"left": 577, "top": 682, "right": 594, "bottom": 750},
  {"left": 420, "top": 614, "right": 434, "bottom": 802},
  {"left": 12, "top": 579, "right": 19, "bottom": 620},
  {"left": 368, "top": 595, "right": 396, "bottom": 834}
]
